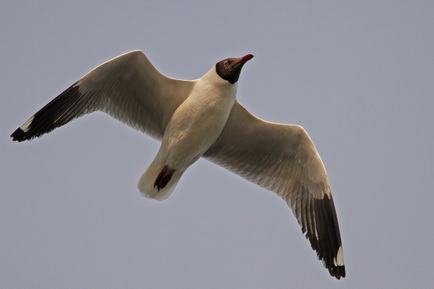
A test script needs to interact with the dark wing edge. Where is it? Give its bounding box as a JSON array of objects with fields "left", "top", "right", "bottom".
[
  {"left": 293, "top": 185, "right": 346, "bottom": 279},
  {"left": 11, "top": 82, "right": 90, "bottom": 142},
  {"left": 204, "top": 102, "right": 346, "bottom": 279}
]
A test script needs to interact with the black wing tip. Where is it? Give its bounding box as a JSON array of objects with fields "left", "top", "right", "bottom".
[
  {"left": 299, "top": 193, "right": 346, "bottom": 280},
  {"left": 10, "top": 83, "right": 81, "bottom": 143},
  {"left": 11, "top": 127, "right": 29, "bottom": 142},
  {"left": 329, "top": 265, "right": 346, "bottom": 279}
]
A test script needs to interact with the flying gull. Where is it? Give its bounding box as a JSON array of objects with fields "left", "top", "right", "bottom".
[{"left": 11, "top": 50, "right": 345, "bottom": 279}]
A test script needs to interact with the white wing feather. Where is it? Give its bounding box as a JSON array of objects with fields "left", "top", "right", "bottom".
[{"left": 204, "top": 102, "right": 345, "bottom": 278}]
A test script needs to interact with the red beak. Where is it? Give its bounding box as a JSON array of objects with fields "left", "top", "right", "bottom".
[{"left": 240, "top": 54, "right": 254, "bottom": 64}]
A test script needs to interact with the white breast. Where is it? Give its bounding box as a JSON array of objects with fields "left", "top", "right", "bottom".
[{"left": 161, "top": 68, "right": 237, "bottom": 169}]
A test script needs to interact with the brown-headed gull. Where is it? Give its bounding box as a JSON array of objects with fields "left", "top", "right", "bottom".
[{"left": 11, "top": 50, "right": 345, "bottom": 279}]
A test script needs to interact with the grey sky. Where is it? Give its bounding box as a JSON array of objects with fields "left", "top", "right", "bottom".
[{"left": 2, "top": 1, "right": 434, "bottom": 288}]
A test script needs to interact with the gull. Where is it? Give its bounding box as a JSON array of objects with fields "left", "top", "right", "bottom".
[{"left": 11, "top": 50, "right": 345, "bottom": 279}]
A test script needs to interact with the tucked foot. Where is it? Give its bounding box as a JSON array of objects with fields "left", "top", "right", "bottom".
[{"left": 154, "top": 166, "right": 176, "bottom": 191}]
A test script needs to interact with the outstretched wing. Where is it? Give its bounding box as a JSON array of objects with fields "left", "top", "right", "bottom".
[
  {"left": 11, "top": 50, "right": 194, "bottom": 142},
  {"left": 204, "top": 102, "right": 346, "bottom": 279}
]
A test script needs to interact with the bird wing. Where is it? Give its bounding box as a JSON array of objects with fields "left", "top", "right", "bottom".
[
  {"left": 204, "top": 102, "right": 346, "bottom": 279},
  {"left": 11, "top": 50, "right": 194, "bottom": 142}
]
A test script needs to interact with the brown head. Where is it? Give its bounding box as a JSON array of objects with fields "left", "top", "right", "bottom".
[{"left": 215, "top": 54, "right": 254, "bottom": 84}]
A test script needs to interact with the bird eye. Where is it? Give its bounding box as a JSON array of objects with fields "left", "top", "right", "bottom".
[{"left": 224, "top": 60, "right": 230, "bottom": 67}]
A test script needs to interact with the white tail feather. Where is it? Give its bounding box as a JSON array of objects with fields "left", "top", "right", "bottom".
[{"left": 138, "top": 155, "right": 185, "bottom": 200}]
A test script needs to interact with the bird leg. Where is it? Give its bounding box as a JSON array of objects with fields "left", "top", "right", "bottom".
[{"left": 154, "top": 165, "right": 176, "bottom": 191}]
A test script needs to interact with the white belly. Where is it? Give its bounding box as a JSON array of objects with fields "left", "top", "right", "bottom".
[{"left": 160, "top": 82, "right": 236, "bottom": 169}]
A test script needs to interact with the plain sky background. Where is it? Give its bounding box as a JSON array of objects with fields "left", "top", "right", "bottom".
[{"left": 2, "top": 1, "right": 434, "bottom": 288}]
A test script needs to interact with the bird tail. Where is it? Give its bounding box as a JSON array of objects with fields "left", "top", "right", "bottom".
[{"left": 138, "top": 154, "right": 185, "bottom": 200}]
